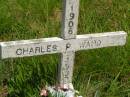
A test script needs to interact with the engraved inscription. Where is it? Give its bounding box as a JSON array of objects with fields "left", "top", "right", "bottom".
[
  {"left": 16, "top": 45, "right": 58, "bottom": 55},
  {"left": 61, "top": 53, "right": 72, "bottom": 84},
  {"left": 0, "top": 32, "right": 126, "bottom": 59},
  {"left": 68, "top": 5, "right": 75, "bottom": 35},
  {"left": 80, "top": 39, "right": 102, "bottom": 49},
  {"left": 66, "top": 43, "right": 71, "bottom": 50}
]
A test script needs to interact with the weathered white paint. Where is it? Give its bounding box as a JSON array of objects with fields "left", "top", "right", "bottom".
[
  {"left": 0, "top": 31, "right": 127, "bottom": 59},
  {"left": 58, "top": 51, "right": 75, "bottom": 85},
  {"left": 61, "top": 0, "right": 79, "bottom": 39},
  {"left": 59, "top": 52, "right": 75, "bottom": 87},
  {"left": 59, "top": 0, "right": 80, "bottom": 87}
]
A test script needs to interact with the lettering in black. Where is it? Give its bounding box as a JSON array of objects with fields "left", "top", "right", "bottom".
[
  {"left": 68, "top": 29, "right": 73, "bottom": 34},
  {"left": 80, "top": 40, "right": 102, "bottom": 48},
  {"left": 23, "top": 48, "right": 29, "bottom": 55},
  {"left": 15, "top": 44, "right": 58, "bottom": 56},
  {"left": 16, "top": 48, "right": 22, "bottom": 55},
  {"left": 70, "top": 13, "right": 75, "bottom": 20},
  {"left": 47, "top": 45, "right": 51, "bottom": 52},
  {"left": 67, "top": 5, "right": 75, "bottom": 35},
  {"left": 66, "top": 43, "right": 71, "bottom": 50},
  {"left": 68, "top": 21, "right": 74, "bottom": 27},
  {"left": 52, "top": 45, "right": 57, "bottom": 51},
  {"left": 29, "top": 48, "right": 34, "bottom": 54},
  {"left": 35, "top": 47, "right": 40, "bottom": 53}
]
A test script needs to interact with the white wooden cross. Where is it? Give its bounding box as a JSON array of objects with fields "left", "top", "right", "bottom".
[{"left": 0, "top": 0, "right": 127, "bottom": 97}]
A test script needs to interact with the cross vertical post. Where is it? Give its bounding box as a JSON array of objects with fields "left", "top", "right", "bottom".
[{"left": 58, "top": 0, "right": 80, "bottom": 89}]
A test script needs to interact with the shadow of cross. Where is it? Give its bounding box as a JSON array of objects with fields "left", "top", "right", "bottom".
[{"left": 0, "top": 0, "right": 127, "bottom": 97}]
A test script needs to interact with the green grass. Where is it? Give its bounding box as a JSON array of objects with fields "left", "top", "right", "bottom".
[{"left": 0, "top": 0, "right": 130, "bottom": 97}]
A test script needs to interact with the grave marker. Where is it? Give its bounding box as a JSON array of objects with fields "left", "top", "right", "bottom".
[{"left": 0, "top": 0, "right": 127, "bottom": 97}]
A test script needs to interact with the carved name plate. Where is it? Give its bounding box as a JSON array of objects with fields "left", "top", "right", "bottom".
[{"left": 0, "top": 31, "right": 127, "bottom": 59}]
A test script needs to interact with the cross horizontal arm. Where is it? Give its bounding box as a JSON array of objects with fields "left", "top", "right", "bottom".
[{"left": 0, "top": 31, "right": 127, "bottom": 59}]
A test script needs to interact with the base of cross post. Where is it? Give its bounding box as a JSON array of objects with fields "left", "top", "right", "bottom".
[
  {"left": 45, "top": 84, "right": 82, "bottom": 97},
  {"left": 47, "top": 86, "right": 75, "bottom": 97}
]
